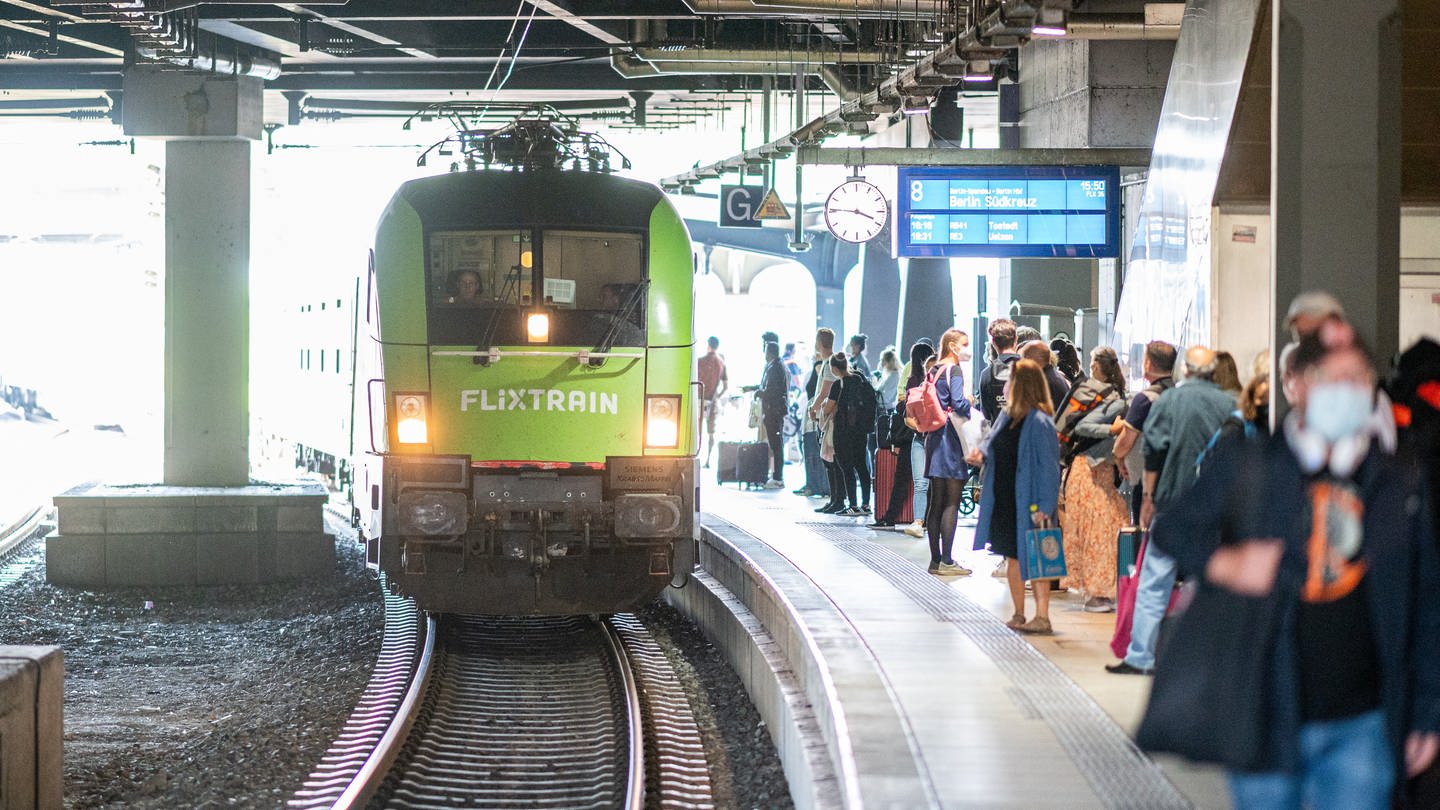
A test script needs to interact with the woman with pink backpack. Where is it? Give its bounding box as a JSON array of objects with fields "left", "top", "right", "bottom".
[{"left": 909, "top": 328, "right": 975, "bottom": 576}]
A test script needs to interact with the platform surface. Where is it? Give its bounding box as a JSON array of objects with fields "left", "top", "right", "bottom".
[{"left": 702, "top": 470, "right": 1230, "bottom": 809}]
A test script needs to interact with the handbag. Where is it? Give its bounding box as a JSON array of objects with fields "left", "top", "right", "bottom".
[
  {"left": 748, "top": 395, "right": 763, "bottom": 429},
  {"left": 1109, "top": 535, "right": 1187, "bottom": 659},
  {"left": 1135, "top": 582, "right": 1283, "bottom": 771},
  {"left": 1021, "top": 523, "right": 1067, "bottom": 581}
]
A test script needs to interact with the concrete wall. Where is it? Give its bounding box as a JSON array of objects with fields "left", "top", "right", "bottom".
[
  {"left": 1017, "top": 38, "right": 1175, "bottom": 149},
  {"left": 1210, "top": 206, "right": 1440, "bottom": 378}
]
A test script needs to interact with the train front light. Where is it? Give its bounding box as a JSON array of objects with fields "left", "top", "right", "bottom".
[
  {"left": 395, "top": 393, "right": 429, "bottom": 444},
  {"left": 525, "top": 310, "right": 550, "bottom": 343},
  {"left": 645, "top": 395, "right": 681, "bottom": 449}
]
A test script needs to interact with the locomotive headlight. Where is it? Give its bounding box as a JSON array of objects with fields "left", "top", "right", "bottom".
[
  {"left": 394, "top": 393, "right": 429, "bottom": 444},
  {"left": 525, "top": 310, "right": 550, "bottom": 343},
  {"left": 645, "top": 395, "right": 681, "bottom": 449},
  {"left": 398, "top": 491, "right": 469, "bottom": 536}
]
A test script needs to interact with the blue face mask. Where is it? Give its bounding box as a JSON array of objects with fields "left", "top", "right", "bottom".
[{"left": 1305, "top": 382, "right": 1372, "bottom": 444}]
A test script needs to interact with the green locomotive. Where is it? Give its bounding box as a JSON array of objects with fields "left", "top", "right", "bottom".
[{"left": 353, "top": 121, "right": 698, "bottom": 615}]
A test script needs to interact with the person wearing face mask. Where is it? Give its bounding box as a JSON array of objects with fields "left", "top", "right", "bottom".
[{"left": 1144, "top": 334, "right": 1440, "bottom": 809}]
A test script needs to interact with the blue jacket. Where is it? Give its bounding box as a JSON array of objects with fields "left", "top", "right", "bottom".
[
  {"left": 1154, "top": 432, "right": 1440, "bottom": 777},
  {"left": 973, "top": 409, "right": 1062, "bottom": 562}
]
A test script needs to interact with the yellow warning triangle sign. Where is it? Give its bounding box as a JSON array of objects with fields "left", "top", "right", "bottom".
[{"left": 753, "top": 188, "right": 791, "bottom": 220}]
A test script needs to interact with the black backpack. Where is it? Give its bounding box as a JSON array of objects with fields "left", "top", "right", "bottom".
[{"left": 838, "top": 373, "right": 878, "bottom": 430}]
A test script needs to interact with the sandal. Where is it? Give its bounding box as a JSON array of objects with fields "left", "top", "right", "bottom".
[
  {"left": 1005, "top": 613, "right": 1026, "bottom": 629},
  {"left": 1016, "top": 616, "right": 1053, "bottom": 635}
]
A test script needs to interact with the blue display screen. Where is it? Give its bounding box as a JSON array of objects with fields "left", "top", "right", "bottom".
[{"left": 895, "top": 166, "right": 1121, "bottom": 258}]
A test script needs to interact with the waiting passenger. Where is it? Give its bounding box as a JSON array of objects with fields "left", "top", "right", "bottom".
[
  {"left": 1213, "top": 350, "right": 1242, "bottom": 395},
  {"left": 969, "top": 359, "right": 1061, "bottom": 631},
  {"left": 821, "top": 352, "right": 875, "bottom": 516},
  {"left": 978, "top": 319, "right": 1021, "bottom": 426},
  {"left": 899, "top": 344, "right": 937, "bottom": 539},
  {"left": 800, "top": 328, "right": 836, "bottom": 501},
  {"left": 1058, "top": 346, "right": 1131, "bottom": 614},
  {"left": 923, "top": 328, "right": 976, "bottom": 576},
  {"left": 1019, "top": 339, "right": 1070, "bottom": 415}
]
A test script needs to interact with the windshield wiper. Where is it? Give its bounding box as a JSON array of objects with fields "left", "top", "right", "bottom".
[
  {"left": 473, "top": 267, "right": 521, "bottom": 365},
  {"left": 593, "top": 279, "right": 649, "bottom": 356}
]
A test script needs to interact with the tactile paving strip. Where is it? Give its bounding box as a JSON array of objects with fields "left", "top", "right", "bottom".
[{"left": 797, "top": 522, "right": 1192, "bottom": 810}]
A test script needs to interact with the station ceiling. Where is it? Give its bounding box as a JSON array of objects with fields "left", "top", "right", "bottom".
[{"left": 0, "top": 0, "right": 1021, "bottom": 132}]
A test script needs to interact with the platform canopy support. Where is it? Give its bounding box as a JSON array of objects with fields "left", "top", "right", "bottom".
[
  {"left": 122, "top": 66, "right": 263, "bottom": 486},
  {"left": 1271, "top": 0, "right": 1402, "bottom": 364}
]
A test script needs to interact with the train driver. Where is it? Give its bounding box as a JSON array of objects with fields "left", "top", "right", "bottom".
[{"left": 448, "top": 270, "right": 483, "bottom": 306}]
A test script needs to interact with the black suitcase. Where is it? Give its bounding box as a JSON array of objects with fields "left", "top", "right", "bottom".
[
  {"left": 737, "top": 441, "right": 770, "bottom": 487},
  {"left": 716, "top": 441, "right": 743, "bottom": 484}
]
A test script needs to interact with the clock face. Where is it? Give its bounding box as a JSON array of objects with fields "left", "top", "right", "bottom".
[{"left": 823, "top": 180, "right": 889, "bottom": 244}]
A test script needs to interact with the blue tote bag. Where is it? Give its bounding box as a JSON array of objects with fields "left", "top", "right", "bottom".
[{"left": 1021, "top": 525, "right": 1068, "bottom": 581}]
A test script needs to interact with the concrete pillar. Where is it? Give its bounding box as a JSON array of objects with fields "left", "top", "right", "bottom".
[
  {"left": 119, "top": 68, "right": 263, "bottom": 486},
  {"left": 900, "top": 258, "right": 954, "bottom": 350},
  {"left": 164, "top": 140, "right": 252, "bottom": 486},
  {"left": 816, "top": 285, "right": 844, "bottom": 337},
  {"left": 1271, "top": 0, "right": 1401, "bottom": 365},
  {"left": 857, "top": 240, "right": 901, "bottom": 352}
]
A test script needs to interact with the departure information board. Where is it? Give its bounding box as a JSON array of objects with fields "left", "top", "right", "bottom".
[{"left": 894, "top": 166, "right": 1121, "bottom": 258}]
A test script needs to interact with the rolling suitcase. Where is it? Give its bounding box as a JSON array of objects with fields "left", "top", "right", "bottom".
[
  {"left": 716, "top": 441, "right": 743, "bottom": 484},
  {"left": 872, "top": 448, "right": 914, "bottom": 523},
  {"left": 736, "top": 441, "right": 771, "bottom": 488}
]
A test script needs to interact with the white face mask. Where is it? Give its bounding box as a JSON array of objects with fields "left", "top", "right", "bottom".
[
  {"left": 956, "top": 346, "right": 973, "bottom": 363},
  {"left": 1305, "top": 382, "right": 1372, "bottom": 444}
]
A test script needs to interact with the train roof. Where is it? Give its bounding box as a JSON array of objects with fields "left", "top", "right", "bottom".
[{"left": 387, "top": 170, "right": 670, "bottom": 233}]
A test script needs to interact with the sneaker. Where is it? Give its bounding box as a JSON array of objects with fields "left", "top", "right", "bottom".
[
  {"left": 937, "top": 562, "right": 971, "bottom": 576},
  {"left": 867, "top": 519, "right": 896, "bottom": 529},
  {"left": 837, "top": 507, "right": 865, "bottom": 517},
  {"left": 763, "top": 479, "right": 785, "bottom": 490},
  {"left": 1083, "top": 597, "right": 1116, "bottom": 614},
  {"left": 809, "top": 492, "right": 829, "bottom": 500},
  {"left": 792, "top": 486, "right": 810, "bottom": 495},
  {"left": 815, "top": 502, "right": 842, "bottom": 513},
  {"left": 902, "top": 521, "right": 925, "bottom": 538},
  {"left": 859, "top": 505, "right": 872, "bottom": 515},
  {"left": 1105, "top": 661, "right": 1154, "bottom": 676},
  {"left": 991, "top": 559, "right": 1008, "bottom": 578}
]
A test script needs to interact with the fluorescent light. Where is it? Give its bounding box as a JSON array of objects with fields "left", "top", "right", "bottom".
[
  {"left": 901, "top": 96, "right": 931, "bottom": 116},
  {"left": 1031, "top": 23, "right": 1067, "bottom": 36},
  {"left": 962, "top": 60, "right": 993, "bottom": 82}
]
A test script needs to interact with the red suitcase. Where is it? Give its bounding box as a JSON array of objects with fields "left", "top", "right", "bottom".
[{"left": 872, "top": 449, "right": 914, "bottom": 523}]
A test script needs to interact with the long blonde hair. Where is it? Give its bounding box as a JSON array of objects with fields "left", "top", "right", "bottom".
[
  {"left": 937, "top": 328, "right": 968, "bottom": 364},
  {"left": 1007, "top": 359, "right": 1054, "bottom": 420}
]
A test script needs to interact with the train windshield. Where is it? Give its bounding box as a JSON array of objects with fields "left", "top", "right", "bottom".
[{"left": 426, "top": 228, "right": 646, "bottom": 347}]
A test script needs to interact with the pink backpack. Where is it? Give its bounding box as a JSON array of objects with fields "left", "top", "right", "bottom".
[{"left": 905, "top": 365, "right": 951, "bottom": 433}]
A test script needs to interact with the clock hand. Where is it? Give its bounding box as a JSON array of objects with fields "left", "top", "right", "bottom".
[{"left": 847, "top": 208, "right": 878, "bottom": 221}]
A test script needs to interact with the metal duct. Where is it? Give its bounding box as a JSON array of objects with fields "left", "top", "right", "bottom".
[
  {"left": 135, "top": 45, "right": 281, "bottom": 79},
  {"left": 1063, "top": 13, "right": 1180, "bottom": 40},
  {"left": 630, "top": 46, "right": 889, "bottom": 65},
  {"left": 610, "top": 52, "right": 862, "bottom": 101},
  {"left": 681, "top": 0, "right": 946, "bottom": 17}
]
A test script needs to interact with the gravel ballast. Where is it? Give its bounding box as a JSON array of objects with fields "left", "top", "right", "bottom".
[{"left": 1, "top": 516, "right": 793, "bottom": 809}]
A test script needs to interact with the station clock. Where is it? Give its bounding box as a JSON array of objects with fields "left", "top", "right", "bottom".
[{"left": 822, "top": 178, "right": 889, "bottom": 244}]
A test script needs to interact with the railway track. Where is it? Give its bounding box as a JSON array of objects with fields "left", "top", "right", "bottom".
[
  {"left": 0, "top": 504, "right": 50, "bottom": 588},
  {"left": 293, "top": 604, "right": 715, "bottom": 810}
]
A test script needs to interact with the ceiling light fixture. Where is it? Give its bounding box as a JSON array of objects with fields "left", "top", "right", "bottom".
[
  {"left": 901, "top": 96, "right": 932, "bottom": 116},
  {"left": 1031, "top": 7, "right": 1067, "bottom": 37},
  {"left": 962, "top": 60, "right": 994, "bottom": 82}
]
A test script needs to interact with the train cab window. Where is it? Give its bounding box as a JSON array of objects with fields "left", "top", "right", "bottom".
[
  {"left": 542, "top": 231, "right": 646, "bottom": 348},
  {"left": 427, "top": 230, "right": 532, "bottom": 345}
]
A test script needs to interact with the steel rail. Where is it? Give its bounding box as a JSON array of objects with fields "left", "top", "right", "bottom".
[{"left": 600, "top": 617, "right": 647, "bottom": 810}]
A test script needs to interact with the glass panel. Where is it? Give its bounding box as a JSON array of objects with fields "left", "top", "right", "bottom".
[
  {"left": 542, "top": 231, "right": 646, "bottom": 347},
  {"left": 427, "top": 230, "right": 532, "bottom": 345}
]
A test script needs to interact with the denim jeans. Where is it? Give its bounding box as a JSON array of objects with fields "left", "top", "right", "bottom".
[
  {"left": 1124, "top": 540, "right": 1177, "bottom": 670},
  {"left": 910, "top": 439, "right": 929, "bottom": 521},
  {"left": 803, "top": 430, "right": 829, "bottom": 496},
  {"left": 1227, "top": 709, "right": 1393, "bottom": 810}
]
